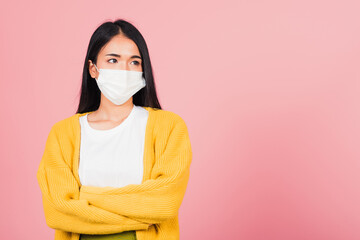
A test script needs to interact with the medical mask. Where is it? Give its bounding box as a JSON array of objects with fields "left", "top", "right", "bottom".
[{"left": 93, "top": 64, "right": 146, "bottom": 105}]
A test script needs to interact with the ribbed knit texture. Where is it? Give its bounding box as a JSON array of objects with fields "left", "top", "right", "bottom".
[{"left": 36, "top": 107, "right": 192, "bottom": 240}]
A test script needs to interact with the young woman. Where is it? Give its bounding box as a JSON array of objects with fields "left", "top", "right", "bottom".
[{"left": 36, "top": 19, "right": 193, "bottom": 240}]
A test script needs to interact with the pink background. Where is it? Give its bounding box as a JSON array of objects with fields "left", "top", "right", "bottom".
[{"left": 1, "top": 0, "right": 359, "bottom": 239}]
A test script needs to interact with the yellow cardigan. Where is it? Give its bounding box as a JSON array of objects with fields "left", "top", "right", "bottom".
[{"left": 36, "top": 107, "right": 192, "bottom": 240}]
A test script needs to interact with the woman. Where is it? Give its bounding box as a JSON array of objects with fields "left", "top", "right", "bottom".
[{"left": 36, "top": 19, "right": 192, "bottom": 240}]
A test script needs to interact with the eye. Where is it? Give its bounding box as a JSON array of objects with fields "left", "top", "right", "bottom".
[
  {"left": 131, "top": 60, "right": 141, "bottom": 66},
  {"left": 108, "top": 58, "right": 117, "bottom": 63}
]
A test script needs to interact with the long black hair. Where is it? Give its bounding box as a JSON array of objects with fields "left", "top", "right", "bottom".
[{"left": 76, "top": 19, "right": 162, "bottom": 114}]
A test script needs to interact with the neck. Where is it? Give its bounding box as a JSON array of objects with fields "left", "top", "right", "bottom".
[{"left": 91, "top": 97, "right": 134, "bottom": 121}]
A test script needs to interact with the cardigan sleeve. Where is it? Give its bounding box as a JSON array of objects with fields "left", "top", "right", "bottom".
[
  {"left": 79, "top": 116, "right": 193, "bottom": 225},
  {"left": 36, "top": 125, "right": 151, "bottom": 234}
]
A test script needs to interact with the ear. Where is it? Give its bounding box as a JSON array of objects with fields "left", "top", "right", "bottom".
[{"left": 88, "top": 60, "right": 98, "bottom": 79}]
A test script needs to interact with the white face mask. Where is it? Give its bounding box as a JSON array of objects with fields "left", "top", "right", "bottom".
[{"left": 93, "top": 64, "right": 146, "bottom": 105}]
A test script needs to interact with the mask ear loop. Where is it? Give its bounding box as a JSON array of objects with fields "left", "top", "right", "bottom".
[{"left": 93, "top": 63, "right": 99, "bottom": 80}]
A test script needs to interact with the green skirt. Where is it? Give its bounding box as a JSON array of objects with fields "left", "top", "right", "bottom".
[{"left": 79, "top": 230, "right": 137, "bottom": 240}]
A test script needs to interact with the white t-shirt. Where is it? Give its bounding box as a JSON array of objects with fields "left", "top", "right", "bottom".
[{"left": 78, "top": 104, "right": 149, "bottom": 188}]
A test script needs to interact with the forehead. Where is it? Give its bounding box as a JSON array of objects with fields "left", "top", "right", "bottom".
[{"left": 99, "top": 35, "right": 140, "bottom": 56}]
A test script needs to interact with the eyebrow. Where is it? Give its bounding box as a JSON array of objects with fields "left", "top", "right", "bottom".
[{"left": 105, "top": 53, "right": 142, "bottom": 59}]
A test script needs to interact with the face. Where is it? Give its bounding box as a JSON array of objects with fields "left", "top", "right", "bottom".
[{"left": 89, "top": 34, "right": 143, "bottom": 79}]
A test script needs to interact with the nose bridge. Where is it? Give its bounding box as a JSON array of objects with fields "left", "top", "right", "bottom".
[{"left": 118, "top": 60, "right": 129, "bottom": 71}]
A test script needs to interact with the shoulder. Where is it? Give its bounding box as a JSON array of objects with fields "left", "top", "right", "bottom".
[
  {"left": 144, "top": 108, "right": 190, "bottom": 140},
  {"left": 147, "top": 108, "right": 192, "bottom": 153},
  {"left": 51, "top": 116, "right": 74, "bottom": 130},
  {"left": 48, "top": 114, "right": 80, "bottom": 138},
  {"left": 146, "top": 107, "right": 187, "bottom": 127}
]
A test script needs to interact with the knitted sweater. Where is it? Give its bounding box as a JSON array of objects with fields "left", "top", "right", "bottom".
[{"left": 36, "top": 107, "right": 193, "bottom": 240}]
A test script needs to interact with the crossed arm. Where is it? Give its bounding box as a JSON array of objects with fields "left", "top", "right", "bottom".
[{"left": 36, "top": 116, "right": 192, "bottom": 233}]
